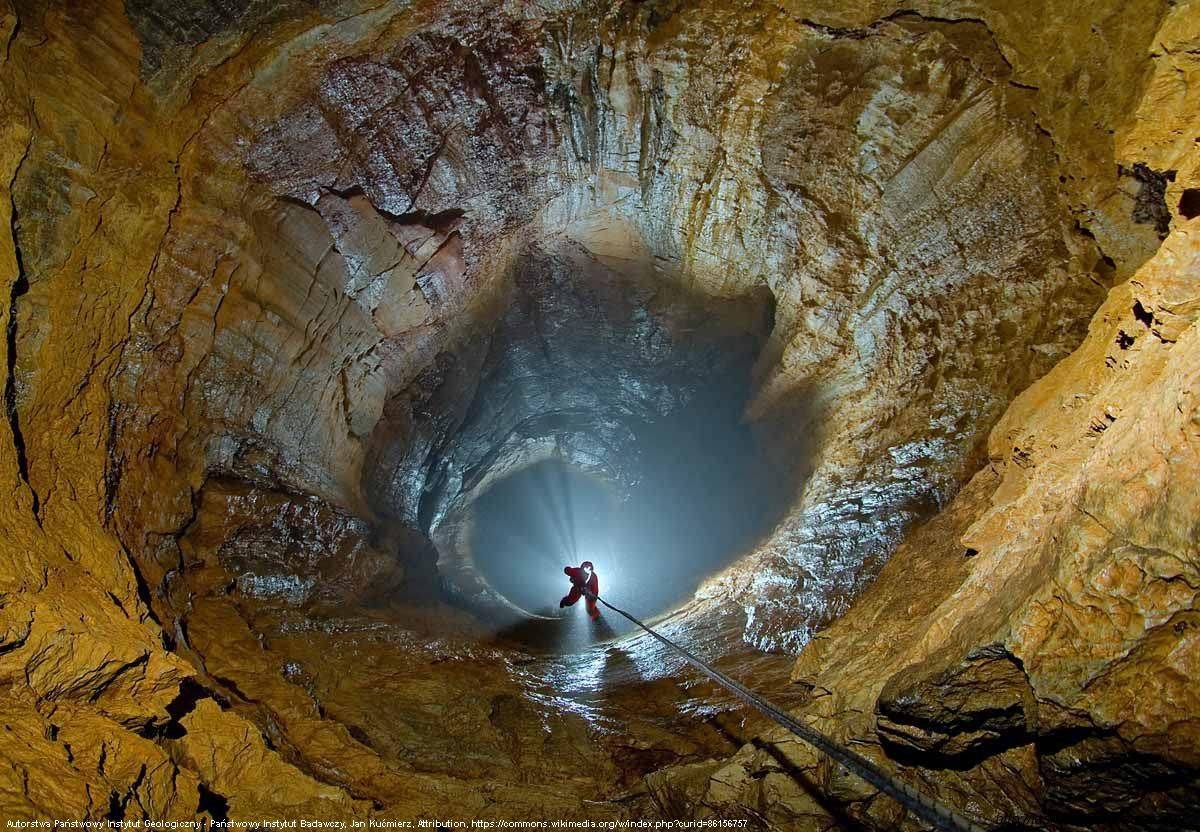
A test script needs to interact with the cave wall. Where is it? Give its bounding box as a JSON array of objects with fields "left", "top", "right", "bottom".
[
  {"left": 0, "top": 2, "right": 197, "bottom": 816},
  {"left": 96, "top": 0, "right": 1123, "bottom": 652},
  {"left": 79, "top": 0, "right": 1127, "bottom": 656},
  {"left": 646, "top": 4, "right": 1200, "bottom": 828},
  {"left": 655, "top": 207, "right": 1200, "bottom": 829},
  {"left": 0, "top": 0, "right": 1195, "bottom": 826}
]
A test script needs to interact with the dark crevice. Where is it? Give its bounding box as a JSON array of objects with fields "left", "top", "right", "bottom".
[
  {"left": 86, "top": 654, "right": 149, "bottom": 703},
  {"left": 1071, "top": 220, "right": 1117, "bottom": 285},
  {"left": 196, "top": 783, "right": 230, "bottom": 823},
  {"left": 212, "top": 674, "right": 254, "bottom": 704},
  {"left": 1179, "top": 188, "right": 1200, "bottom": 220},
  {"left": 880, "top": 727, "right": 1033, "bottom": 771},
  {"left": 3, "top": 10, "right": 20, "bottom": 64},
  {"left": 1120, "top": 162, "right": 1177, "bottom": 238},
  {"left": 389, "top": 206, "right": 467, "bottom": 233},
  {"left": 344, "top": 722, "right": 374, "bottom": 749},
  {"left": 106, "top": 591, "right": 130, "bottom": 617},
  {"left": 1034, "top": 723, "right": 1112, "bottom": 756},
  {"left": 104, "top": 790, "right": 125, "bottom": 822},
  {"left": 141, "top": 677, "right": 224, "bottom": 740},
  {"left": 1132, "top": 299, "right": 1155, "bottom": 328},
  {"left": 315, "top": 183, "right": 364, "bottom": 202},
  {"left": 123, "top": 542, "right": 165, "bottom": 628},
  {"left": 103, "top": 761, "right": 146, "bottom": 822},
  {"left": 102, "top": 403, "right": 123, "bottom": 524},
  {"left": 5, "top": 170, "right": 39, "bottom": 518}
]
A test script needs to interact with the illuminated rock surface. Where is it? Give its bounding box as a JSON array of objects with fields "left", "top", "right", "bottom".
[{"left": 0, "top": 0, "right": 1195, "bottom": 827}]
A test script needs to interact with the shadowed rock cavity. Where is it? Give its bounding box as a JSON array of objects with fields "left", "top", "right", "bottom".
[{"left": 376, "top": 242, "right": 791, "bottom": 649}]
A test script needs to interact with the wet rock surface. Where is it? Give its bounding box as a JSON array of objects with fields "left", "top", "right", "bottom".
[
  {"left": 0, "top": 0, "right": 1196, "bottom": 827},
  {"left": 408, "top": 240, "right": 786, "bottom": 638}
]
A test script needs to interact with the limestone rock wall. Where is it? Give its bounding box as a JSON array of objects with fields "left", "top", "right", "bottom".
[
  {"left": 646, "top": 5, "right": 1200, "bottom": 828},
  {"left": 0, "top": 0, "right": 1195, "bottom": 827}
]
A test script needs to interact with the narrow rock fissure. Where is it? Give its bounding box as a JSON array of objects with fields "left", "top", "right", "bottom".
[{"left": 4, "top": 144, "right": 36, "bottom": 516}]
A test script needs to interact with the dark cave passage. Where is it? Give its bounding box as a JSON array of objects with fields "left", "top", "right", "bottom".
[
  {"left": 469, "top": 362, "right": 789, "bottom": 652},
  {"left": 405, "top": 242, "right": 793, "bottom": 651},
  {"left": 471, "top": 460, "right": 613, "bottom": 618}
]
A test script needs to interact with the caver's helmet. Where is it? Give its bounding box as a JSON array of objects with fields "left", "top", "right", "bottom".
[{"left": 581, "top": 561, "right": 594, "bottom": 571}]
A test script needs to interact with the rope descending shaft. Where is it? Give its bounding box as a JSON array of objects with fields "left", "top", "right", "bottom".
[{"left": 583, "top": 589, "right": 988, "bottom": 832}]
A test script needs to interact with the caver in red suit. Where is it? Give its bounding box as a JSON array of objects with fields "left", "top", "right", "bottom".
[{"left": 560, "top": 561, "right": 600, "bottom": 620}]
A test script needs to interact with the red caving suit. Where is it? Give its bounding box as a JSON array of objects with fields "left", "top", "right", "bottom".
[{"left": 561, "top": 561, "right": 600, "bottom": 620}]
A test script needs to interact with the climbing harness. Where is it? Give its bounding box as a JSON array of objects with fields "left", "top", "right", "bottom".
[{"left": 582, "top": 588, "right": 990, "bottom": 832}]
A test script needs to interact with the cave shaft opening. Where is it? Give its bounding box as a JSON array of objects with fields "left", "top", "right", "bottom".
[{"left": 409, "top": 242, "right": 792, "bottom": 652}]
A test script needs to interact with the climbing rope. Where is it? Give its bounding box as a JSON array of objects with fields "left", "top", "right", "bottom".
[{"left": 583, "top": 588, "right": 989, "bottom": 832}]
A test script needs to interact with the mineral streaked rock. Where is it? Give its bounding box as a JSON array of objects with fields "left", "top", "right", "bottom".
[
  {"left": 179, "top": 478, "right": 412, "bottom": 608},
  {"left": 207, "top": 0, "right": 1117, "bottom": 653},
  {"left": 652, "top": 83, "right": 1200, "bottom": 828},
  {"left": 178, "top": 699, "right": 371, "bottom": 821},
  {"left": 0, "top": 695, "right": 202, "bottom": 820}
]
